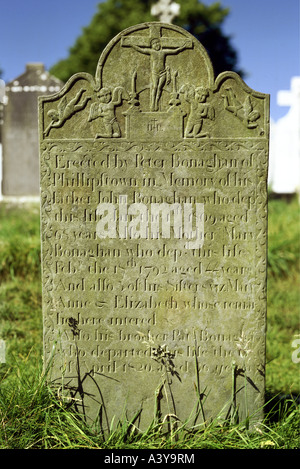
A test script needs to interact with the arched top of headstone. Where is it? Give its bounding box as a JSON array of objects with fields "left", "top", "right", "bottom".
[{"left": 40, "top": 22, "right": 269, "bottom": 141}]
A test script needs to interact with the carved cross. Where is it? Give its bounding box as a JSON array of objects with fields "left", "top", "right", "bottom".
[
  {"left": 121, "top": 24, "right": 191, "bottom": 49},
  {"left": 151, "top": 0, "right": 180, "bottom": 24}
]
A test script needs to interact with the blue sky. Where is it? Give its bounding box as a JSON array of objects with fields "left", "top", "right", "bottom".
[{"left": 0, "top": 0, "right": 299, "bottom": 121}]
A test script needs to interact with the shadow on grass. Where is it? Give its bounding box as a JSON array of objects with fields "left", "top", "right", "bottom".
[{"left": 264, "top": 390, "right": 300, "bottom": 423}]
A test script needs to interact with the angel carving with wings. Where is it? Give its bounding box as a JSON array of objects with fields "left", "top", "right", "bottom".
[
  {"left": 222, "top": 87, "right": 261, "bottom": 129},
  {"left": 44, "top": 89, "right": 91, "bottom": 137},
  {"left": 180, "top": 85, "right": 215, "bottom": 138},
  {"left": 88, "top": 86, "right": 125, "bottom": 138}
]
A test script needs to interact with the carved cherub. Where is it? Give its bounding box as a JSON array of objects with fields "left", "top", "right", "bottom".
[
  {"left": 222, "top": 87, "right": 260, "bottom": 129},
  {"left": 180, "top": 85, "right": 215, "bottom": 138},
  {"left": 44, "top": 89, "right": 91, "bottom": 136},
  {"left": 88, "top": 86, "right": 125, "bottom": 138}
]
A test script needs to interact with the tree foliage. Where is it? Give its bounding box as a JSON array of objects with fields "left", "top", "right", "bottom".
[{"left": 50, "top": 0, "right": 243, "bottom": 82}]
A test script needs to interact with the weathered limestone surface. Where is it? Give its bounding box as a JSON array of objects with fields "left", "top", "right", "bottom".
[{"left": 39, "top": 23, "right": 269, "bottom": 430}]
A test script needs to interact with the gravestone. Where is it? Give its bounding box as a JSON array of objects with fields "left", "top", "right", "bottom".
[
  {"left": 269, "top": 76, "right": 300, "bottom": 195},
  {"left": 1, "top": 63, "right": 63, "bottom": 196},
  {"left": 151, "top": 0, "right": 180, "bottom": 23},
  {"left": 0, "top": 79, "right": 5, "bottom": 193},
  {"left": 39, "top": 23, "right": 269, "bottom": 431}
]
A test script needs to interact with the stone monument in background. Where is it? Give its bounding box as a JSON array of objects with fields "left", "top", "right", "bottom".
[
  {"left": 269, "top": 76, "right": 300, "bottom": 196},
  {"left": 151, "top": 0, "right": 180, "bottom": 24},
  {"left": 39, "top": 23, "right": 269, "bottom": 431},
  {"left": 1, "top": 63, "right": 63, "bottom": 197},
  {"left": 0, "top": 79, "right": 5, "bottom": 192}
]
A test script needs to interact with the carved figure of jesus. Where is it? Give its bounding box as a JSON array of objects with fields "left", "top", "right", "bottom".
[{"left": 129, "top": 38, "right": 186, "bottom": 111}]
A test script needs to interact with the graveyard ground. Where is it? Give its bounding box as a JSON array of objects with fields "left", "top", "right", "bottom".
[{"left": 0, "top": 197, "right": 299, "bottom": 449}]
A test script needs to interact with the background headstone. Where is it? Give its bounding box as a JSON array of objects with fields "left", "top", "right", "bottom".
[
  {"left": 151, "top": 0, "right": 180, "bottom": 23},
  {"left": 0, "top": 79, "right": 5, "bottom": 194},
  {"left": 39, "top": 23, "right": 269, "bottom": 431},
  {"left": 269, "top": 76, "right": 300, "bottom": 195},
  {"left": 1, "top": 63, "right": 63, "bottom": 197}
]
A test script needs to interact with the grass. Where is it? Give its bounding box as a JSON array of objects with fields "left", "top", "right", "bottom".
[
  {"left": 266, "top": 197, "right": 300, "bottom": 399},
  {"left": 0, "top": 357, "right": 299, "bottom": 449},
  {"left": 0, "top": 198, "right": 299, "bottom": 449}
]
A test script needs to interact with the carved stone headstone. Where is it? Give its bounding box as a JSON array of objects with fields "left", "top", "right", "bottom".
[{"left": 39, "top": 23, "right": 269, "bottom": 431}]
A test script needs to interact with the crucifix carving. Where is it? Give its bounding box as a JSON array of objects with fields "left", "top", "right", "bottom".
[{"left": 121, "top": 25, "right": 192, "bottom": 111}]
